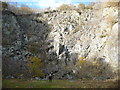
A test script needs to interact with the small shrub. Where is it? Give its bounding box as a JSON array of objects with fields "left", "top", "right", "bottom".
[
  {"left": 70, "top": 4, "right": 76, "bottom": 10},
  {"left": 85, "top": 4, "right": 93, "bottom": 9},
  {"left": 92, "top": 59, "right": 100, "bottom": 66},
  {"left": 78, "top": 3, "right": 85, "bottom": 10},
  {"left": 27, "top": 42, "right": 44, "bottom": 54},
  {"left": 27, "top": 56, "right": 44, "bottom": 78},
  {"left": 74, "top": 57, "right": 114, "bottom": 79},
  {"left": 57, "top": 4, "right": 71, "bottom": 11},
  {"left": 19, "top": 4, "right": 34, "bottom": 14},
  {"left": 76, "top": 57, "right": 86, "bottom": 66},
  {"left": 1, "top": 1, "right": 8, "bottom": 10}
]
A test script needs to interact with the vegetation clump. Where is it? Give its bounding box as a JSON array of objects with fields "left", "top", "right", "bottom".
[
  {"left": 27, "top": 56, "right": 44, "bottom": 78},
  {"left": 0, "top": 1, "right": 8, "bottom": 10},
  {"left": 57, "top": 4, "right": 72, "bottom": 11},
  {"left": 27, "top": 42, "right": 45, "bottom": 54},
  {"left": 103, "top": 0, "right": 119, "bottom": 8},
  {"left": 1, "top": 1, "right": 35, "bottom": 14},
  {"left": 76, "top": 57, "right": 86, "bottom": 66},
  {"left": 74, "top": 57, "right": 114, "bottom": 79},
  {"left": 100, "top": 34, "right": 109, "bottom": 38},
  {"left": 77, "top": 3, "right": 85, "bottom": 11},
  {"left": 85, "top": 4, "right": 93, "bottom": 9}
]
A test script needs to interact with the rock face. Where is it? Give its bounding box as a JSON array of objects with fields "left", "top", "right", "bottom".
[{"left": 2, "top": 4, "right": 119, "bottom": 79}]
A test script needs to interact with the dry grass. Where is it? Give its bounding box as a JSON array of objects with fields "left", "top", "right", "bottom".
[
  {"left": 57, "top": 4, "right": 71, "bottom": 11},
  {"left": 102, "top": 0, "right": 119, "bottom": 8},
  {"left": 2, "top": 79, "right": 119, "bottom": 88}
]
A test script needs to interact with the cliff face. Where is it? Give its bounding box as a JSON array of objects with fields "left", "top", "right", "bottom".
[{"left": 2, "top": 3, "right": 119, "bottom": 79}]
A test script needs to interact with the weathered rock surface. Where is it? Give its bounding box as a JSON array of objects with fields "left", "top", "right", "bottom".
[{"left": 2, "top": 5, "right": 119, "bottom": 79}]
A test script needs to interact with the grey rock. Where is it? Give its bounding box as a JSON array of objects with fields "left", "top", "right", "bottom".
[{"left": 2, "top": 5, "right": 119, "bottom": 79}]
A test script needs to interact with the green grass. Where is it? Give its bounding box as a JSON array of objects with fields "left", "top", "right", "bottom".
[{"left": 2, "top": 79, "right": 118, "bottom": 88}]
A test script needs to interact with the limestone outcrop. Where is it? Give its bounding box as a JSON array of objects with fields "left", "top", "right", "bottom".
[{"left": 2, "top": 3, "right": 119, "bottom": 79}]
